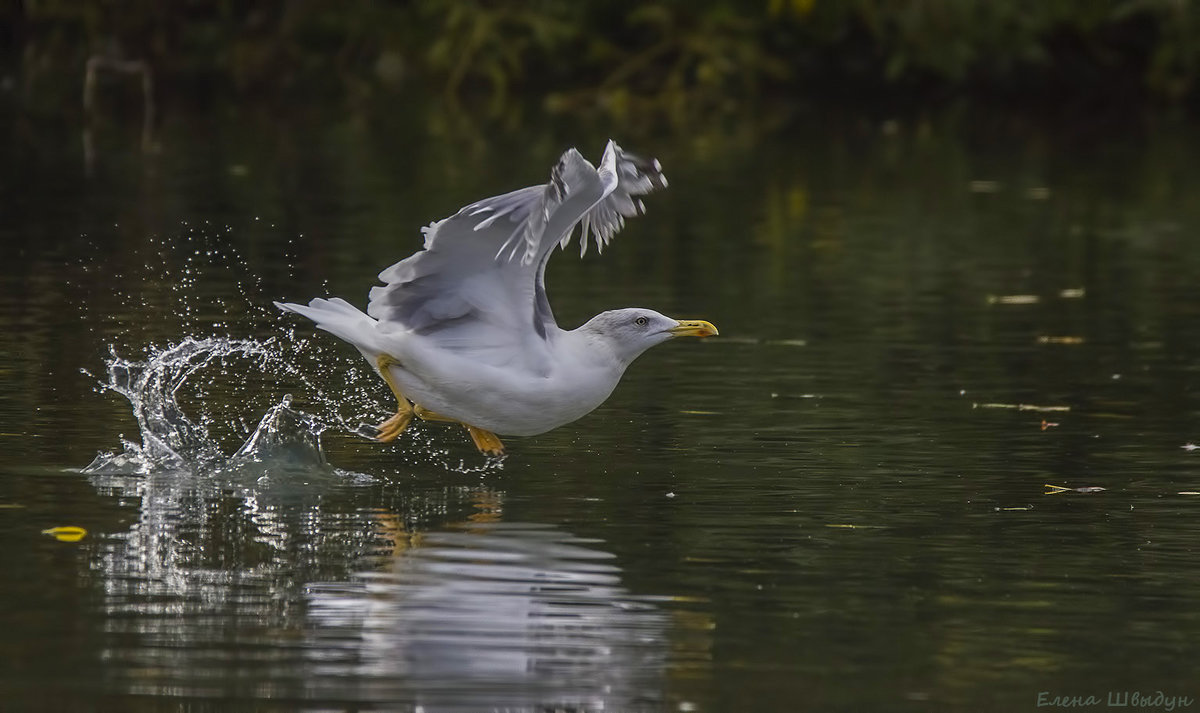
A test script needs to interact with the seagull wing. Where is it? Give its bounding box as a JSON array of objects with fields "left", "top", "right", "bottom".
[{"left": 366, "top": 140, "right": 666, "bottom": 370}]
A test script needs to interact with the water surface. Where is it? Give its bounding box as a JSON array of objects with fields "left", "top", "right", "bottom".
[{"left": 3, "top": 107, "right": 1200, "bottom": 711}]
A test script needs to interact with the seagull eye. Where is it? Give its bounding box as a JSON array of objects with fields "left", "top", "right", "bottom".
[{"left": 635, "top": 316, "right": 648, "bottom": 327}]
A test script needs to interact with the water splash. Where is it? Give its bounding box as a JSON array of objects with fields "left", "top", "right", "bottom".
[
  {"left": 231, "top": 394, "right": 325, "bottom": 466},
  {"left": 82, "top": 336, "right": 317, "bottom": 475},
  {"left": 82, "top": 334, "right": 504, "bottom": 477}
]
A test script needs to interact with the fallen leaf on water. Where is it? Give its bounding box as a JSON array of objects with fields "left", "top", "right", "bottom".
[
  {"left": 1059, "top": 288, "right": 1086, "bottom": 299},
  {"left": 987, "top": 294, "right": 1040, "bottom": 305},
  {"left": 1045, "top": 484, "right": 1106, "bottom": 495},
  {"left": 1037, "top": 336, "right": 1085, "bottom": 345},
  {"left": 975, "top": 403, "right": 1071, "bottom": 413},
  {"left": 41, "top": 526, "right": 87, "bottom": 542}
]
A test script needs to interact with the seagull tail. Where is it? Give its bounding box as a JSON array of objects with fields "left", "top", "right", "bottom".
[{"left": 274, "top": 297, "right": 380, "bottom": 356}]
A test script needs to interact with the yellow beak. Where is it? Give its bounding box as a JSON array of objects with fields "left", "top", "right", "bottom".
[{"left": 668, "top": 319, "right": 719, "bottom": 338}]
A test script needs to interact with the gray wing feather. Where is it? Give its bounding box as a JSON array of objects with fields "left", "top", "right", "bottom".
[{"left": 366, "top": 140, "right": 665, "bottom": 366}]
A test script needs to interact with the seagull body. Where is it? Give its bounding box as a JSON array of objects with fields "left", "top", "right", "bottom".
[{"left": 276, "top": 141, "right": 716, "bottom": 455}]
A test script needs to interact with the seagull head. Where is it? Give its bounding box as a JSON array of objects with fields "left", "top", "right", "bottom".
[{"left": 579, "top": 308, "right": 718, "bottom": 366}]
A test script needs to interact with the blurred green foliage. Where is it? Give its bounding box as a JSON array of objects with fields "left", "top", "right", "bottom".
[{"left": 7, "top": 0, "right": 1200, "bottom": 118}]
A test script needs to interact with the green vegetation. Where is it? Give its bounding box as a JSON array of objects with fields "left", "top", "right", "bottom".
[{"left": 9, "top": 0, "right": 1200, "bottom": 118}]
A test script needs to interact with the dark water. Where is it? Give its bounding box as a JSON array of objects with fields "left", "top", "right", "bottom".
[{"left": 3, "top": 103, "right": 1200, "bottom": 711}]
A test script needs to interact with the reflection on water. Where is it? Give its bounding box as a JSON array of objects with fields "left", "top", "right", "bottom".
[
  {"left": 86, "top": 459, "right": 684, "bottom": 709},
  {"left": 88, "top": 467, "right": 386, "bottom": 700},
  {"left": 308, "top": 522, "right": 671, "bottom": 711}
]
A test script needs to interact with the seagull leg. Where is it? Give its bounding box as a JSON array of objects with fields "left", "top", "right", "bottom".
[
  {"left": 413, "top": 404, "right": 456, "bottom": 423},
  {"left": 376, "top": 410, "right": 412, "bottom": 443},
  {"left": 464, "top": 425, "right": 505, "bottom": 456},
  {"left": 375, "top": 354, "right": 413, "bottom": 443},
  {"left": 415, "top": 405, "right": 505, "bottom": 456}
]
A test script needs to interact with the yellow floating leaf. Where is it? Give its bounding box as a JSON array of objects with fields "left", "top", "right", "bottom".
[{"left": 42, "top": 526, "right": 87, "bottom": 542}]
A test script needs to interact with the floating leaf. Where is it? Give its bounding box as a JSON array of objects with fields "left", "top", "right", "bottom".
[
  {"left": 1037, "top": 336, "right": 1084, "bottom": 345},
  {"left": 986, "top": 294, "right": 1040, "bottom": 305},
  {"left": 974, "top": 403, "right": 1071, "bottom": 413},
  {"left": 42, "top": 526, "right": 87, "bottom": 542},
  {"left": 1044, "top": 484, "right": 1105, "bottom": 495}
]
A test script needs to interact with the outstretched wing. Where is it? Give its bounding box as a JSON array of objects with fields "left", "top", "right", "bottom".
[{"left": 366, "top": 140, "right": 666, "bottom": 368}]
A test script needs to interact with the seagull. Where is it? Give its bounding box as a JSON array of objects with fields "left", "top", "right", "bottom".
[{"left": 276, "top": 140, "right": 717, "bottom": 456}]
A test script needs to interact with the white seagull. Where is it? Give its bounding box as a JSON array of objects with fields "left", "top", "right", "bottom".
[{"left": 276, "top": 140, "right": 717, "bottom": 456}]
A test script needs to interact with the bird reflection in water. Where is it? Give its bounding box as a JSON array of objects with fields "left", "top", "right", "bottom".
[{"left": 307, "top": 488, "right": 678, "bottom": 711}]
